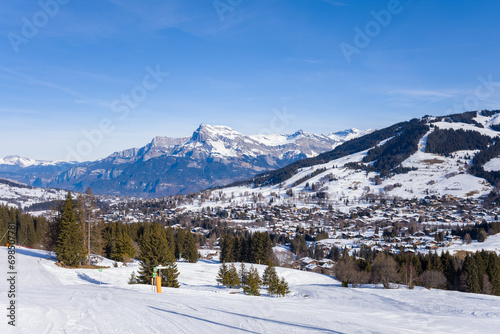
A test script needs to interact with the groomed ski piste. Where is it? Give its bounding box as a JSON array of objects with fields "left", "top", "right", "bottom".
[{"left": 2, "top": 246, "right": 499, "bottom": 333}]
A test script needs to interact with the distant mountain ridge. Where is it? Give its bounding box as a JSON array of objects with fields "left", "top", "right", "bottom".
[{"left": 0, "top": 124, "right": 371, "bottom": 196}]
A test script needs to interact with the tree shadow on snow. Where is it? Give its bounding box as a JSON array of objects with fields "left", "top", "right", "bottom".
[
  {"left": 77, "top": 272, "right": 110, "bottom": 285},
  {"left": 148, "top": 306, "right": 260, "bottom": 333},
  {"left": 14, "top": 247, "right": 57, "bottom": 260},
  {"left": 206, "top": 308, "right": 344, "bottom": 333}
]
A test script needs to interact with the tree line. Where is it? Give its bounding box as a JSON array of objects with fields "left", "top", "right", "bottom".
[
  {"left": 0, "top": 205, "right": 50, "bottom": 248},
  {"left": 216, "top": 260, "right": 289, "bottom": 297},
  {"left": 219, "top": 232, "right": 273, "bottom": 264},
  {"left": 334, "top": 246, "right": 500, "bottom": 295},
  {"left": 425, "top": 127, "right": 493, "bottom": 156}
]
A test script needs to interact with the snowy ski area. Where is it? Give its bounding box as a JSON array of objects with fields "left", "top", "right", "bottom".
[{"left": 3, "top": 246, "right": 500, "bottom": 333}]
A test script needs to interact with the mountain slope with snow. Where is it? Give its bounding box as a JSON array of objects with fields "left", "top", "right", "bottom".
[
  {"left": 0, "top": 178, "right": 67, "bottom": 209},
  {"left": 214, "top": 110, "right": 500, "bottom": 204},
  {"left": 4, "top": 246, "right": 499, "bottom": 333}
]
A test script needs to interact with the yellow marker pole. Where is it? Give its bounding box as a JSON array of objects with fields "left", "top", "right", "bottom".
[{"left": 156, "top": 271, "right": 162, "bottom": 293}]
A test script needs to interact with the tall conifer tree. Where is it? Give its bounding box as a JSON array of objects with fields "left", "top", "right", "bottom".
[{"left": 55, "top": 192, "right": 86, "bottom": 267}]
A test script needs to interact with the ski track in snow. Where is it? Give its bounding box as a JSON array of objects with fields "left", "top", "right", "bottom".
[{"left": 2, "top": 247, "right": 500, "bottom": 333}]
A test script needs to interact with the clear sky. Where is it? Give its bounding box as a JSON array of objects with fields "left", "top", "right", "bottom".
[{"left": 1, "top": 0, "right": 500, "bottom": 161}]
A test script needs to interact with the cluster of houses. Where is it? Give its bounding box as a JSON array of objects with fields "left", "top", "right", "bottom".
[{"left": 99, "top": 194, "right": 498, "bottom": 260}]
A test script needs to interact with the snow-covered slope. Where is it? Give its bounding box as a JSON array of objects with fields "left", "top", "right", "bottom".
[
  {"left": 0, "top": 178, "right": 67, "bottom": 209},
  {"left": 4, "top": 246, "right": 499, "bottom": 333}
]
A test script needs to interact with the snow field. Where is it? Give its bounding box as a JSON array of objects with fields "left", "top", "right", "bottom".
[{"left": 2, "top": 246, "right": 500, "bottom": 333}]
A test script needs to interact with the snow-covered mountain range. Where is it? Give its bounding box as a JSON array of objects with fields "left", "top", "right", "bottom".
[
  {"left": 0, "top": 155, "right": 71, "bottom": 168},
  {"left": 0, "top": 125, "right": 371, "bottom": 197}
]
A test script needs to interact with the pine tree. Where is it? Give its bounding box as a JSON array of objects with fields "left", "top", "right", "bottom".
[
  {"left": 112, "top": 228, "right": 136, "bottom": 263},
  {"left": 165, "top": 227, "right": 176, "bottom": 257},
  {"left": 276, "top": 277, "right": 290, "bottom": 297},
  {"left": 220, "top": 234, "right": 235, "bottom": 263},
  {"left": 128, "top": 271, "right": 138, "bottom": 284},
  {"left": 239, "top": 263, "right": 248, "bottom": 287},
  {"left": 161, "top": 262, "right": 180, "bottom": 288},
  {"left": 183, "top": 229, "right": 198, "bottom": 263},
  {"left": 462, "top": 255, "right": 481, "bottom": 293},
  {"left": 174, "top": 228, "right": 186, "bottom": 260},
  {"left": 138, "top": 223, "right": 177, "bottom": 285},
  {"left": 262, "top": 259, "right": 279, "bottom": 295},
  {"left": 216, "top": 262, "right": 230, "bottom": 286},
  {"left": 227, "top": 264, "right": 241, "bottom": 288},
  {"left": 486, "top": 253, "right": 500, "bottom": 296},
  {"left": 55, "top": 192, "right": 86, "bottom": 267},
  {"left": 243, "top": 266, "right": 261, "bottom": 296}
]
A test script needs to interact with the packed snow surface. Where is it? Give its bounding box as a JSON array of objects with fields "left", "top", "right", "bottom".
[{"left": 3, "top": 247, "right": 499, "bottom": 333}]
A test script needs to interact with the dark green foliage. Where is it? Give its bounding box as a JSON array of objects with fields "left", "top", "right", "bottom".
[
  {"left": 362, "top": 120, "right": 429, "bottom": 177},
  {"left": 276, "top": 277, "right": 290, "bottom": 297},
  {"left": 220, "top": 234, "right": 235, "bottom": 263},
  {"left": 175, "top": 228, "right": 198, "bottom": 262},
  {"left": 219, "top": 232, "right": 272, "bottom": 264},
  {"left": 216, "top": 262, "right": 230, "bottom": 286},
  {"left": 55, "top": 192, "right": 87, "bottom": 267},
  {"left": 262, "top": 260, "right": 279, "bottom": 295},
  {"left": 469, "top": 141, "right": 500, "bottom": 185},
  {"left": 290, "top": 167, "right": 327, "bottom": 188},
  {"left": 243, "top": 266, "right": 261, "bottom": 296},
  {"left": 239, "top": 263, "right": 248, "bottom": 287},
  {"left": 425, "top": 128, "right": 493, "bottom": 156},
  {"left": 216, "top": 262, "right": 241, "bottom": 288},
  {"left": 137, "top": 223, "right": 177, "bottom": 286},
  {"left": 0, "top": 205, "right": 51, "bottom": 249},
  {"left": 432, "top": 111, "right": 484, "bottom": 128},
  {"left": 227, "top": 264, "right": 241, "bottom": 288},
  {"left": 390, "top": 250, "right": 500, "bottom": 295},
  {"left": 462, "top": 255, "right": 481, "bottom": 293},
  {"left": 452, "top": 221, "right": 500, "bottom": 240},
  {"left": 161, "top": 262, "right": 180, "bottom": 288},
  {"left": 103, "top": 222, "right": 136, "bottom": 262},
  {"left": 250, "top": 232, "right": 273, "bottom": 264}
]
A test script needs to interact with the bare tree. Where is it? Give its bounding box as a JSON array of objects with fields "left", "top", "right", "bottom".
[
  {"left": 419, "top": 270, "right": 446, "bottom": 289},
  {"left": 335, "top": 258, "right": 370, "bottom": 288},
  {"left": 400, "top": 263, "right": 417, "bottom": 289},
  {"left": 372, "top": 253, "right": 399, "bottom": 288}
]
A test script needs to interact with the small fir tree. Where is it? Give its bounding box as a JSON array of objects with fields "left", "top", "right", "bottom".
[
  {"left": 239, "top": 263, "right": 248, "bottom": 287},
  {"left": 276, "top": 277, "right": 290, "bottom": 297},
  {"left": 216, "top": 262, "right": 230, "bottom": 286},
  {"left": 227, "top": 264, "right": 241, "bottom": 288},
  {"left": 128, "top": 271, "right": 138, "bottom": 284},
  {"left": 262, "top": 259, "right": 279, "bottom": 287},
  {"left": 243, "top": 266, "right": 261, "bottom": 296}
]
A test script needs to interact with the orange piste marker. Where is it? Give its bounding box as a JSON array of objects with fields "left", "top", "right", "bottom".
[{"left": 156, "top": 275, "right": 162, "bottom": 293}]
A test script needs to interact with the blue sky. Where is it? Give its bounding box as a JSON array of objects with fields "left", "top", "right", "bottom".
[{"left": 1, "top": 0, "right": 500, "bottom": 161}]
